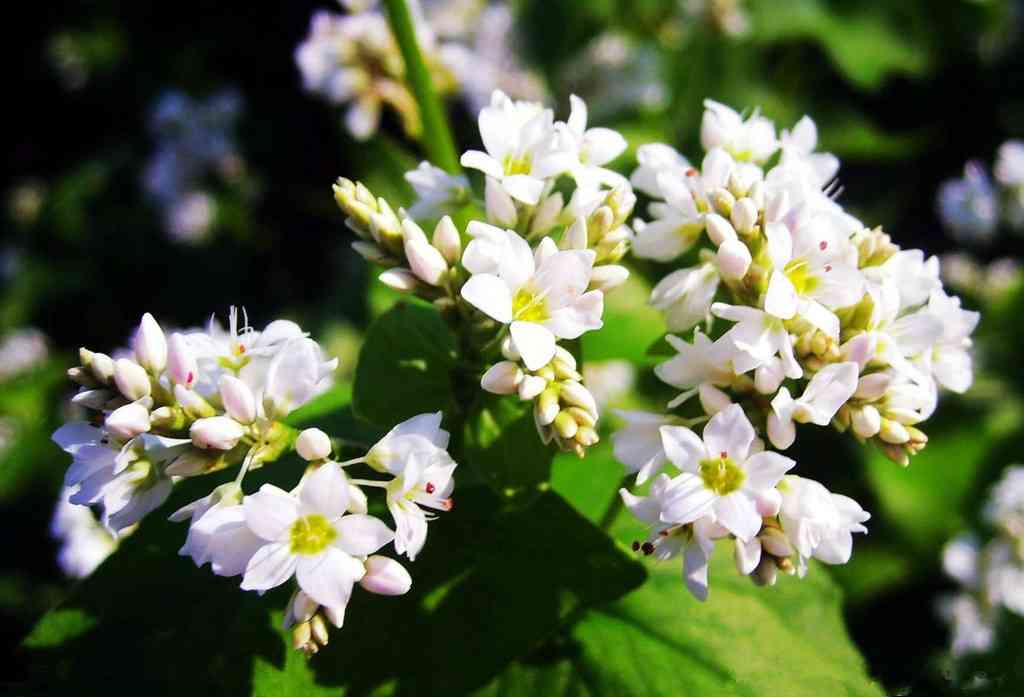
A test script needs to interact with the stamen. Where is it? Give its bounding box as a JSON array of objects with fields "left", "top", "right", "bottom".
[
  {"left": 631, "top": 540, "right": 641, "bottom": 551},
  {"left": 720, "top": 451, "right": 728, "bottom": 459},
  {"left": 819, "top": 240, "right": 827, "bottom": 251},
  {"left": 824, "top": 264, "right": 832, "bottom": 273},
  {"left": 641, "top": 542, "right": 655, "bottom": 556},
  {"left": 425, "top": 482, "right": 436, "bottom": 494},
  {"left": 685, "top": 168, "right": 698, "bottom": 177},
  {"left": 186, "top": 371, "right": 194, "bottom": 385}
]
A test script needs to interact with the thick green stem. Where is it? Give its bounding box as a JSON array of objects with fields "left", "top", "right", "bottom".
[{"left": 383, "top": 0, "right": 461, "bottom": 173}]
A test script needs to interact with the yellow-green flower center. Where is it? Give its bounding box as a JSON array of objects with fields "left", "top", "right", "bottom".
[
  {"left": 503, "top": 153, "right": 532, "bottom": 176},
  {"left": 699, "top": 454, "right": 745, "bottom": 496},
  {"left": 289, "top": 514, "right": 336, "bottom": 555},
  {"left": 784, "top": 258, "right": 820, "bottom": 296},
  {"left": 512, "top": 287, "right": 549, "bottom": 323}
]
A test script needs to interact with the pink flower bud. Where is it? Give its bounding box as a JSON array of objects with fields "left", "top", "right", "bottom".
[
  {"left": 716, "top": 239, "right": 752, "bottom": 280},
  {"left": 432, "top": 216, "right": 462, "bottom": 265},
  {"left": 296, "top": 428, "right": 332, "bottom": 461},
  {"left": 191, "top": 416, "right": 245, "bottom": 450},
  {"left": 105, "top": 402, "right": 151, "bottom": 440},
  {"left": 855, "top": 373, "right": 891, "bottom": 401},
  {"left": 360, "top": 555, "right": 412, "bottom": 596},
  {"left": 481, "top": 361, "right": 523, "bottom": 395},
  {"left": 698, "top": 383, "right": 732, "bottom": 416},
  {"left": 166, "top": 332, "right": 198, "bottom": 387},
  {"left": 705, "top": 213, "right": 738, "bottom": 246},
  {"left": 767, "top": 411, "right": 796, "bottom": 450},
  {"left": 218, "top": 375, "right": 257, "bottom": 424}
]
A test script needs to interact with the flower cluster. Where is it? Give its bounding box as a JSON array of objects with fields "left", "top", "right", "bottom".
[
  {"left": 334, "top": 90, "right": 632, "bottom": 455},
  {"left": 614, "top": 99, "right": 977, "bottom": 599},
  {"left": 295, "top": 1, "right": 544, "bottom": 141},
  {"left": 51, "top": 310, "right": 458, "bottom": 652},
  {"left": 50, "top": 486, "right": 122, "bottom": 579},
  {"left": 941, "top": 465, "right": 1024, "bottom": 657},
  {"left": 937, "top": 141, "right": 1024, "bottom": 245},
  {"left": 142, "top": 89, "right": 247, "bottom": 243}
]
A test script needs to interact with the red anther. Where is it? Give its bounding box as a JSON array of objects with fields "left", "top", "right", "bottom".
[
  {"left": 238, "top": 344, "right": 246, "bottom": 353},
  {"left": 825, "top": 264, "right": 832, "bottom": 272},
  {"left": 720, "top": 451, "right": 728, "bottom": 459},
  {"left": 641, "top": 542, "right": 655, "bottom": 556},
  {"left": 186, "top": 371, "right": 194, "bottom": 385},
  {"left": 819, "top": 240, "right": 827, "bottom": 250},
  {"left": 425, "top": 482, "right": 436, "bottom": 494},
  {"left": 632, "top": 541, "right": 641, "bottom": 552},
  {"left": 685, "top": 168, "right": 698, "bottom": 177}
]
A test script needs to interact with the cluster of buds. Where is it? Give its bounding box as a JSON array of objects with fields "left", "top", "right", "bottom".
[
  {"left": 295, "top": 5, "right": 455, "bottom": 140},
  {"left": 52, "top": 311, "right": 458, "bottom": 654},
  {"left": 941, "top": 465, "right": 1024, "bottom": 658},
  {"left": 335, "top": 90, "right": 635, "bottom": 456},
  {"left": 482, "top": 345, "right": 599, "bottom": 457},
  {"left": 614, "top": 98, "right": 978, "bottom": 600}
]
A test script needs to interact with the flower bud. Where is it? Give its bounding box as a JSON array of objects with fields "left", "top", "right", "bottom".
[
  {"left": 576, "top": 426, "right": 599, "bottom": 447},
  {"left": 105, "top": 402, "right": 151, "bottom": 440},
  {"left": 83, "top": 349, "right": 115, "bottom": 384},
  {"left": 698, "top": 383, "right": 732, "bottom": 416},
  {"left": 360, "top": 555, "right": 413, "bottom": 596},
  {"left": 114, "top": 358, "right": 151, "bottom": 401},
  {"left": 296, "top": 428, "right": 332, "bottom": 461},
  {"left": 767, "top": 411, "right": 796, "bottom": 450},
  {"left": 518, "top": 374, "right": 547, "bottom": 401},
  {"left": 553, "top": 411, "right": 579, "bottom": 439},
  {"left": 432, "top": 216, "right": 461, "bottom": 265},
  {"left": 379, "top": 268, "right": 419, "bottom": 292},
  {"left": 705, "top": 213, "right": 737, "bottom": 246},
  {"left": 219, "top": 375, "right": 257, "bottom": 424},
  {"left": 840, "top": 333, "right": 877, "bottom": 369},
  {"left": 589, "top": 265, "right": 629, "bottom": 292},
  {"left": 500, "top": 335, "right": 521, "bottom": 362},
  {"left": 481, "top": 361, "right": 523, "bottom": 395},
  {"left": 731, "top": 198, "right": 759, "bottom": 235},
  {"left": 563, "top": 217, "right": 588, "bottom": 251},
  {"left": 717, "top": 239, "right": 752, "bottom": 280},
  {"left": 759, "top": 526, "right": 793, "bottom": 558},
  {"left": 150, "top": 405, "right": 187, "bottom": 431},
  {"left": 752, "top": 557, "right": 778, "bottom": 586},
  {"left": 560, "top": 381, "right": 598, "bottom": 416},
  {"left": 854, "top": 373, "right": 890, "bottom": 401},
  {"left": 352, "top": 241, "right": 391, "bottom": 264},
  {"left": 530, "top": 192, "right": 564, "bottom": 237},
  {"left": 284, "top": 590, "right": 318, "bottom": 630},
  {"left": 851, "top": 405, "right": 881, "bottom": 439},
  {"left": 166, "top": 332, "right": 198, "bottom": 387},
  {"left": 536, "top": 387, "right": 560, "bottom": 424},
  {"left": 191, "top": 416, "right": 246, "bottom": 450},
  {"left": 310, "top": 614, "right": 329, "bottom": 647},
  {"left": 710, "top": 188, "right": 736, "bottom": 216},
  {"left": 754, "top": 361, "right": 785, "bottom": 395},
  {"left": 404, "top": 221, "right": 448, "bottom": 286},
  {"left": 347, "top": 484, "right": 368, "bottom": 514},
  {"left": 133, "top": 313, "right": 167, "bottom": 373},
  {"left": 174, "top": 383, "right": 216, "bottom": 419},
  {"left": 878, "top": 418, "right": 910, "bottom": 445},
  {"left": 71, "top": 388, "right": 112, "bottom": 411},
  {"left": 485, "top": 176, "right": 517, "bottom": 228}
]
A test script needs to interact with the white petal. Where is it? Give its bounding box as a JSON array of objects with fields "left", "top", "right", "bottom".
[
  {"left": 714, "top": 493, "right": 761, "bottom": 542},
  {"left": 296, "top": 548, "right": 363, "bottom": 608},
  {"left": 502, "top": 175, "right": 544, "bottom": 205},
  {"left": 742, "top": 451, "right": 795, "bottom": 491},
  {"left": 659, "top": 425, "right": 705, "bottom": 473},
  {"left": 764, "top": 272, "right": 798, "bottom": 320},
  {"left": 702, "top": 404, "right": 755, "bottom": 463},
  {"left": 683, "top": 538, "right": 711, "bottom": 602},
  {"left": 461, "top": 274, "right": 513, "bottom": 323},
  {"left": 460, "top": 150, "right": 504, "bottom": 179},
  {"left": 299, "top": 462, "right": 350, "bottom": 518},
  {"left": 243, "top": 485, "right": 300, "bottom": 541},
  {"left": 509, "top": 321, "right": 557, "bottom": 370},
  {"left": 334, "top": 514, "right": 395, "bottom": 557},
  {"left": 661, "top": 474, "right": 717, "bottom": 524},
  {"left": 240, "top": 542, "right": 297, "bottom": 591},
  {"left": 735, "top": 537, "right": 762, "bottom": 575}
]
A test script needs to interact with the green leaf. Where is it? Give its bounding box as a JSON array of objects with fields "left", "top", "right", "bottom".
[
  {"left": 352, "top": 301, "right": 458, "bottom": 428},
  {"left": 17, "top": 489, "right": 644, "bottom": 696},
  {"left": 550, "top": 440, "right": 623, "bottom": 525},
  {"left": 476, "top": 550, "right": 884, "bottom": 697},
  {"left": 464, "top": 395, "right": 555, "bottom": 498}
]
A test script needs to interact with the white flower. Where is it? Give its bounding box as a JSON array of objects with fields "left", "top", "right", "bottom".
[
  {"left": 943, "top": 533, "right": 981, "bottom": 589},
  {"left": 921, "top": 289, "right": 979, "bottom": 394},
  {"left": 700, "top": 99, "right": 777, "bottom": 164},
  {"left": 386, "top": 451, "right": 456, "bottom": 560},
  {"left": 240, "top": 463, "right": 395, "bottom": 611},
  {"left": 649, "top": 262, "right": 719, "bottom": 333},
  {"left": 460, "top": 224, "right": 603, "bottom": 370},
  {"left": 611, "top": 410, "right": 674, "bottom": 484},
  {"left": 995, "top": 140, "right": 1024, "bottom": 187},
  {"left": 984, "top": 465, "right": 1024, "bottom": 536},
  {"left": 779, "top": 115, "right": 839, "bottom": 186},
  {"left": 941, "top": 594, "right": 996, "bottom": 657},
  {"left": 619, "top": 474, "right": 723, "bottom": 601},
  {"left": 629, "top": 143, "right": 691, "bottom": 199},
  {"left": 51, "top": 486, "right": 118, "bottom": 578},
  {"left": 767, "top": 362, "right": 860, "bottom": 449},
  {"left": 557, "top": 94, "right": 628, "bottom": 190},
  {"left": 169, "top": 482, "right": 245, "bottom": 569},
  {"left": 659, "top": 404, "right": 795, "bottom": 542},
  {"left": 366, "top": 411, "right": 450, "bottom": 475},
  {"left": 778, "top": 475, "right": 870, "bottom": 576},
  {"left": 460, "top": 90, "right": 569, "bottom": 205},
  {"left": 654, "top": 330, "right": 733, "bottom": 408},
  {"left": 404, "top": 162, "right": 470, "bottom": 219},
  {"left": 711, "top": 302, "right": 803, "bottom": 379},
  {"left": 262, "top": 337, "right": 338, "bottom": 420}
]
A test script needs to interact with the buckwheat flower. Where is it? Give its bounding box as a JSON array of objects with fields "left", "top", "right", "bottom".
[
  {"left": 659, "top": 404, "right": 796, "bottom": 542},
  {"left": 404, "top": 162, "right": 470, "bottom": 219},
  {"left": 711, "top": 302, "right": 803, "bottom": 379},
  {"left": 632, "top": 175, "right": 704, "bottom": 262},
  {"left": 620, "top": 474, "right": 723, "bottom": 601},
  {"left": 629, "top": 143, "right": 691, "bottom": 199},
  {"left": 941, "top": 594, "right": 996, "bottom": 657},
  {"left": 365, "top": 412, "right": 450, "bottom": 475},
  {"left": 460, "top": 225, "right": 603, "bottom": 370},
  {"left": 649, "top": 262, "right": 720, "bottom": 333},
  {"left": 700, "top": 99, "right": 777, "bottom": 164},
  {"left": 984, "top": 465, "right": 1024, "bottom": 536},
  {"left": 169, "top": 482, "right": 244, "bottom": 569},
  {"left": 654, "top": 330, "right": 734, "bottom": 408},
  {"left": 778, "top": 115, "right": 839, "bottom": 186},
  {"left": 51, "top": 486, "right": 118, "bottom": 578},
  {"left": 994, "top": 140, "right": 1024, "bottom": 187},
  {"left": 460, "top": 90, "right": 569, "bottom": 205},
  {"left": 0, "top": 328, "right": 48, "bottom": 382},
  {"left": 778, "top": 475, "right": 870, "bottom": 576},
  {"left": 556, "top": 94, "right": 628, "bottom": 190},
  {"left": 611, "top": 410, "right": 675, "bottom": 484},
  {"left": 937, "top": 161, "right": 999, "bottom": 245},
  {"left": 767, "top": 362, "right": 860, "bottom": 450},
  {"left": 240, "top": 462, "right": 394, "bottom": 610},
  {"left": 262, "top": 338, "right": 338, "bottom": 420},
  {"left": 386, "top": 451, "right": 456, "bottom": 560},
  {"left": 943, "top": 533, "right": 982, "bottom": 589},
  {"left": 920, "top": 289, "right": 979, "bottom": 394}
]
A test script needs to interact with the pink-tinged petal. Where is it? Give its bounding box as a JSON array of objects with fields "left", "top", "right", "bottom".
[
  {"left": 743, "top": 451, "right": 796, "bottom": 492},
  {"left": 296, "top": 547, "right": 363, "bottom": 608},
  {"left": 460, "top": 150, "right": 503, "bottom": 179},
  {"left": 713, "top": 493, "right": 761, "bottom": 542},
  {"left": 502, "top": 175, "right": 544, "bottom": 205},
  {"left": 334, "top": 514, "right": 395, "bottom": 557},
  {"left": 735, "top": 537, "right": 762, "bottom": 575},
  {"left": 299, "top": 462, "right": 349, "bottom": 519},
  {"left": 240, "top": 542, "right": 298, "bottom": 592},
  {"left": 243, "top": 485, "right": 300, "bottom": 541},
  {"left": 702, "top": 404, "right": 755, "bottom": 463},
  {"left": 659, "top": 425, "right": 705, "bottom": 473},
  {"left": 660, "top": 474, "right": 716, "bottom": 525},
  {"left": 461, "top": 274, "right": 514, "bottom": 323},
  {"left": 509, "top": 321, "right": 556, "bottom": 370},
  {"left": 764, "top": 272, "right": 798, "bottom": 320},
  {"left": 683, "top": 537, "right": 711, "bottom": 602}
]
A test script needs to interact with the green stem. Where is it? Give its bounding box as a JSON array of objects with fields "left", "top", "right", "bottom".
[
  {"left": 598, "top": 477, "right": 629, "bottom": 532},
  {"left": 383, "top": 0, "right": 461, "bottom": 173}
]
